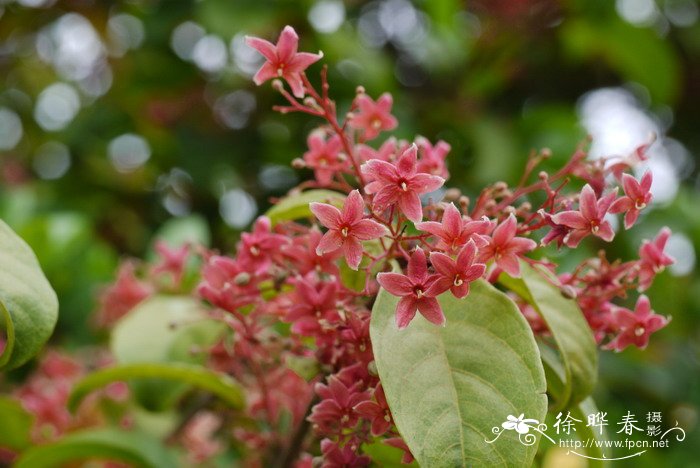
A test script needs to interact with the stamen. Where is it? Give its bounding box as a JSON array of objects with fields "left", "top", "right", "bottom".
[
  {"left": 400, "top": 181, "right": 408, "bottom": 191},
  {"left": 250, "top": 246, "right": 260, "bottom": 256},
  {"left": 453, "top": 277, "right": 463, "bottom": 286},
  {"left": 635, "top": 200, "right": 646, "bottom": 210},
  {"left": 341, "top": 227, "right": 349, "bottom": 237},
  {"left": 635, "top": 326, "right": 645, "bottom": 337}
]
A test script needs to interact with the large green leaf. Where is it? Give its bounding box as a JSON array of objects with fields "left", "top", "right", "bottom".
[
  {"left": 13, "top": 428, "right": 178, "bottom": 468},
  {"left": 0, "top": 396, "right": 33, "bottom": 450},
  {"left": 500, "top": 263, "right": 597, "bottom": 410},
  {"left": 68, "top": 362, "right": 244, "bottom": 413},
  {"left": 370, "top": 280, "right": 547, "bottom": 467},
  {"left": 0, "top": 220, "right": 58, "bottom": 370},
  {"left": 265, "top": 189, "right": 345, "bottom": 225},
  {"left": 110, "top": 295, "right": 225, "bottom": 410}
]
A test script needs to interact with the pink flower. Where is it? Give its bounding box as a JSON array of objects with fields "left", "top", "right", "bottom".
[
  {"left": 197, "top": 256, "right": 258, "bottom": 312},
  {"left": 636, "top": 227, "right": 674, "bottom": 291},
  {"left": 151, "top": 241, "right": 189, "bottom": 286},
  {"left": 415, "top": 203, "right": 491, "bottom": 252},
  {"left": 354, "top": 385, "right": 393, "bottom": 436},
  {"left": 606, "top": 295, "right": 669, "bottom": 351},
  {"left": 310, "top": 190, "right": 388, "bottom": 270},
  {"left": 348, "top": 92, "right": 398, "bottom": 140},
  {"left": 383, "top": 438, "right": 415, "bottom": 464},
  {"left": 96, "top": 262, "right": 153, "bottom": 327},
  {"left": 478, "top": 214, "right": 536, "bottom": 277},
  {"left": 428, "top": 240, "right": 486, "bottom": 298},
  {"left": 416, "top": 136, "right": 450, "bottom": 178},
  {"left": 245, "top": 26, "right": 323, "bottom": 98},
  {"left": 303, "top": 133, "right": 347, "bottom": 185},
  {"left": 309, "top": 377, "right": 369, "bottom": 433},
  {"left": 286, "top": 278, "right": 340, "bottom": 335},
  {"left": 282, "top": 227, "right": 342, "bottom": 276},
  {"left": 238, "top": 216, "right": 288, "bottom": 274},
  {"left": 551, "top": 184, "right": 617, "bottom": 247},
  {"left": 320, "top": 439, "right": 371, "bottom": 468},
  {"left": 377, "top": 248, "right": 444, "bottom": 329},
  {"left": 609, "top": 171, "right": 653, "bottom": 229},
  {"left": 357, "top": 138, "right": 398, "bottom": 163},
  {"left": 361, "top": 145, "right": 445, "bottom": 223}
]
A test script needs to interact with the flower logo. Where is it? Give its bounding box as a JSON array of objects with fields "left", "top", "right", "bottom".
[{"left": 501, "top": 414, "right": 540, "bottom": 434}]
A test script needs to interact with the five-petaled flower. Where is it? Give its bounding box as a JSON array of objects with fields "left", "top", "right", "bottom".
[
  {"left": 551, "top": 184, "right": 617, "bottom": 247},
  {"left": 362, "top": 144, "right": 445, "bottom": 223},
  {"left": 348, "top": 92, "right": 398, "bottom": 140},
  {"left": 353, "top": 385, "right": 393, "bottom": 436},
  {"left": 416, "top": 203, "right": 491, "bottom": 252},
  {"left": 609, "top": 171, "right": 653, "bottom": 229},
  {"left": 502, "top": 414, "right": 540, "bottom": 434},
  {"left": 310, "top": 190, "right": 389, "bottom": 270},
  {"left": 303, "top": 133, "right": 347, "bottom": 185},
  {"left": 377, "top": 248, "right": 444, "bottom": 329},
  {"left": 245, "top": 26, "right": 322, "bottom": 98},
  {"left": 636, "top": 227, "right": 675, "bottom": 291},
  {"left": 428, "top": 240, "right": 486, "bottom": 298},
  {"left": 606, "top": 295, "right": 670, "bottom": 351},
  {"left": 478, "top": 214, "right": 536, "bottom": 277}
]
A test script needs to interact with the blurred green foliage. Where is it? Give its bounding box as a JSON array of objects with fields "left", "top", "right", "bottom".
[{"left": 1, "top": 0, "right": 699, "bottom": 465}]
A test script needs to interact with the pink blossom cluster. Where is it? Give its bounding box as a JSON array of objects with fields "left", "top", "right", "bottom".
[{"left": 13, "top": 25, "right": 673, "bottom": 467}]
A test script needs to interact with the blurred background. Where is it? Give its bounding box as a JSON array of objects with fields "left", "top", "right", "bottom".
[{"left": 0, "top": 0, "right": 698, "bottom": 465}]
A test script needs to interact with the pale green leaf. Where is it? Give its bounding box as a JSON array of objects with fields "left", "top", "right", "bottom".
[
  {"left": 0, "top": 220, "right": 58, "bottom": 370},
  {"left": 265, "top": 189, "right": 345, "bottom": 225},
  {"left": 500, "top": 263, "right": 598, "bottom": 409},
  {"left": 110, "top": 295, "right": 225, "bottom": 410},
  {"left": 0, "top": 395, "right": 33, "bottom": 450},
  {"left": 370, "top": 280, "right": 547, "bottom": 467}
]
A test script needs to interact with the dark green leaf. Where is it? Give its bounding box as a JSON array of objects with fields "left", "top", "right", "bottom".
[
  {"left": 13, "top": 428, "right": 178, "bottom": 468},
  {"left": 68, "top": 362, "right": 244, "bottom": 413}
]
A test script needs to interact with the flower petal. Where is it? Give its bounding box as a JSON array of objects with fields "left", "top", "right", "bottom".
[
  {"left": 343, "top": 190, "right": 365, "bottom": 224},
  {"left": 417, "top": 297, "right": 445, "bottom": 326},
  {"left": 316, "top": 230, "right": 343, "bottom": 255},
  {"left": 342, "top": 236, "right": 364, "bottom": 270},
  {"left": 352, "top": 219, "right": 389, "bottom": 240},
  {"left": 276, "top": 25, "right": 299, "bottom": 62},
  {"left": 310, "top": 202, "right": 342, "bottom": 229},
  {"left": 395, "top": 296, "right": 418, "bottom": 329},
  {"left": 398, "top": 191, "right": 423, "bottom": 223},
  {"left": 377, "top": 273, "right": 413, "bottom": 296},
  {"left": 245, "top": 36, "right": 277, "bottom": 62},
  {"left": 407, "top": 248, "right": 428, "bottom": 282}
]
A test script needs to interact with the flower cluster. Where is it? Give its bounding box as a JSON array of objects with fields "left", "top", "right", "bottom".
[{"left": 8, "top": 25, "right": 674, "bottom": 467}]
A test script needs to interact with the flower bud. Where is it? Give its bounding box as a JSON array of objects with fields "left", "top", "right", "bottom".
[
  {"left": 355, "top": 85, "right": 365, "bottom": 95},
  {"left": 234, "top": 272, "right": 251, "bottom": 285},
  {"left": 560, "top": 285, "right": 577, "bottom": 299},
  {"left": 367, "top": 360, "right": 378, "bottom": 376},
  {"left": 444, "top": 188, "right": 462, "bottom": 201},
  {"left": 271, "top": 79, "right": 284, "bottom": 91}
]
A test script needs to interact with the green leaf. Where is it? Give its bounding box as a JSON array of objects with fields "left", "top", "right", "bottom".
[
  {"left": 0, "top": 396, "right": 33, "bottom": 450},
  {"left": 370, "top": 280, "right": 547, "bottom": 467},
  {"left": 499, "top": 263, "right": 598, "bottom": 410},
  {"left": 265, "top": 189, "right": 345, "bottom": 225},
  {"left": 362, "top": 441, "right": 418, "bottom": 467},
  {"left": 13, "top": 428, "right": 178, "bottom": 468},
  {"left": 570, "top": 398, "right": 609, "bottom": 468},
  {"left": 537, "top": 350, "right": 609, "bottom": 467},
  {"left": 0, "top": 220, "right": 58, "bottom": 370},
  {"left": 68, "top": 362, "right": 244, "bottom": 413},
  {"left": 150, "top": 214, "right": 211, "bottom": 249},
  {"left": 110, "top": 296, "right": 225, "bottom": 410}
]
